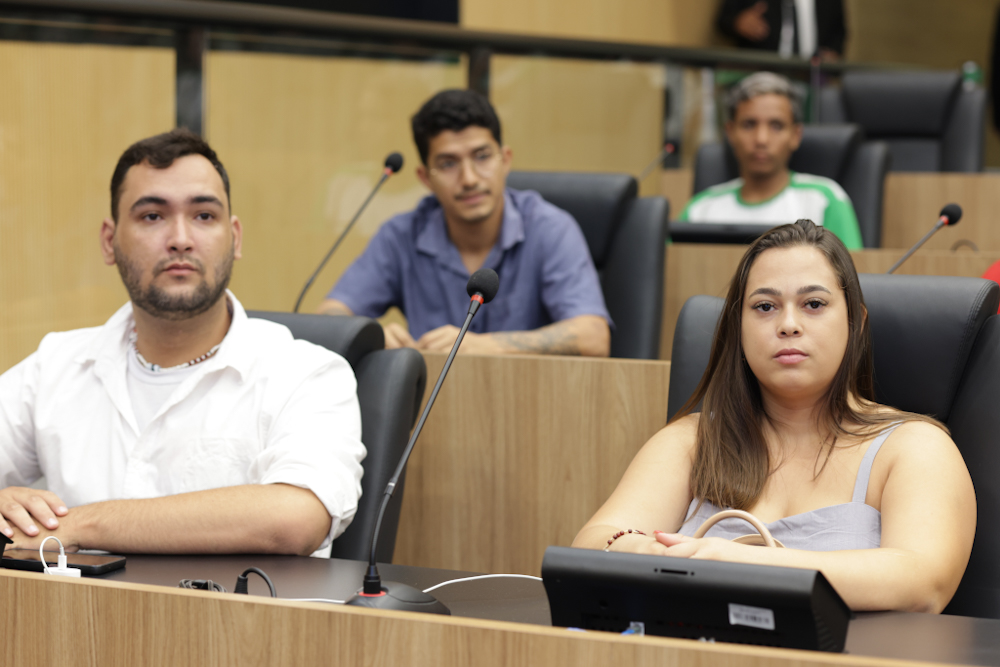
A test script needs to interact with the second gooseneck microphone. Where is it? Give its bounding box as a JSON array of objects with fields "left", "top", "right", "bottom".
[
  {"left": 887, "top": 203, "right": 963, "bottom": 274},
  {"left": 345, "top": 268, "right": 500, "bottom": 615},
  {"left": 292, "top": 152, "right": 404, "bottom": 312}
]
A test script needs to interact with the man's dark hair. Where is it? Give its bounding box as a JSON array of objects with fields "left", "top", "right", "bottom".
[
  {"left": 411, "top": 89, "right": 502, "bottom": 165},
  {"left": 110, "top": 128, "right": 230, "bottom": 222}
]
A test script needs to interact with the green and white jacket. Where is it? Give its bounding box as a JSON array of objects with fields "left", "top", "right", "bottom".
[{"left": 679, "top": 172, "right": 864, "bottom": 249}]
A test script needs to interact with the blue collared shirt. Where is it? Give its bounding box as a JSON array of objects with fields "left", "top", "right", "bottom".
[{"left": 327, "top": 188, "right": 611, "bottom": 339}]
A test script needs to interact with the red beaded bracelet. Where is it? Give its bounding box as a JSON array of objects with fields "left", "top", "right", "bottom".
[{"left": 604, "top": 528, "right": 647, "bottom": 552}]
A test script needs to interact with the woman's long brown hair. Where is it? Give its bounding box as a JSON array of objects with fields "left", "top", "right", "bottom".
[{"left": 672, "top": 220, "right": 946, "bottom": 511}]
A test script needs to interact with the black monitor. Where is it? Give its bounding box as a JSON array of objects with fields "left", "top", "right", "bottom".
[
  {"left": 668, "top": 221, "right": 779, "bottom": 245},
  {"left": 542, "top": 546, "right": 850, "bottom": 652}
]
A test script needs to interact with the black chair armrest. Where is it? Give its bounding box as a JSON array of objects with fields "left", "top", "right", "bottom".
[{"left": 329, "top": 348, "right": 427, "bottom": 562}]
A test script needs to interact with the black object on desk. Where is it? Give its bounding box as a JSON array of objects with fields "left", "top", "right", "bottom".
[
  {"left": 668, "top": 221, "right": 778, "bottom": 245},
  {"left": 542, "top": 546, "right": 850, "bottom": 652}
]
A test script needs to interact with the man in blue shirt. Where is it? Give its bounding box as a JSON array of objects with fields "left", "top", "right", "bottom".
[{"left": 319, "top": 90, "right": 611, "bottom": 356}]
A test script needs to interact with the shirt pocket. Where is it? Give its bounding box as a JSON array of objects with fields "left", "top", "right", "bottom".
[{"left": 182, "top": 437, "right": 258, "bottom": 493}]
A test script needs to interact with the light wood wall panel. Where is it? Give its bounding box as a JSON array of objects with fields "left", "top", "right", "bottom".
[
  {"left": 460, "top": 0, "right": 718, "bottom": 47},
  {"left": 0, "top": 41, "right": 174, "bottom": 373},
  {"left": 490, "top": 55, "right": 665, "bottom": 196},
  {"left": 659, "top": 244, "right": 1000, "bottom": 359},
  {"left": 205, "top": 52, "right": 464, "bottom": 314},
  {"left": 882, "top": 174, "right": 1000, "bottom": 252},
  {"left": 394, "top": 353, "right": 671, "bottom": 575}
]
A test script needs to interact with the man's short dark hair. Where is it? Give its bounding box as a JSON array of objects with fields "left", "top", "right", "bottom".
[
  {"left": 411, "top": 89, "right": 502, "bottom": 165},
  {"left": 110, "top": 128, "right": 230, "bottom": 222}
]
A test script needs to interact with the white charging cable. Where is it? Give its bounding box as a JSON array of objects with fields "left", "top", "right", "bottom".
[
  {"left": 39, "top": 536, "right": 80, "bottom": 578},
  {"left": 422, "top": 573, "right": 541, "bottom": 594}
]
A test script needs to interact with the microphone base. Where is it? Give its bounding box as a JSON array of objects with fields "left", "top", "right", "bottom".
[{"left": 344, "top": 581, "right": 451, "bottom": 615}]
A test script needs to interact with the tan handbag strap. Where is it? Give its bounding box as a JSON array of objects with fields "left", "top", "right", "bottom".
[{"left": 692, "top": 509, "right": 778, "bottom": 548}]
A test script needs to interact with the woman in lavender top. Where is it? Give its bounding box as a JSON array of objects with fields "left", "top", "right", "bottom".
[{"left": 574, "top": 219, "right": 975, "bottom": 613}]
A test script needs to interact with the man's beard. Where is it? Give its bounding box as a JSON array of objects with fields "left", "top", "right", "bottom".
[{"left": 114, "top": 245, "right": 234, "bottom": 321}]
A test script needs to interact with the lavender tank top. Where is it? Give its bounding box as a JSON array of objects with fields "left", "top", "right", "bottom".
[{"left": 677, "top": 423, "right": 902, "bottom": 551}]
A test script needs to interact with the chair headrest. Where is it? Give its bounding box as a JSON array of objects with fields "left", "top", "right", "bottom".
[
  {"left": 860, "top": 274, "right": 997, "bottom": 421},
  {"left": 506, "top": 171, "right": 637, "bottom": 267},
  {"left": 246, "top": 311, "right": 384, "bottom": 371},
  {"left": 696, "top": 124, "right": 862, "bottom": 191},
  {"left": 842, "top": 71, "right": 961, "bottom": 137},
  {"left": 667, "top": 274, "right": 999, "bottom": 423},
  {"left": 788, "top": 124, "right": 863, "bottom": 181}
]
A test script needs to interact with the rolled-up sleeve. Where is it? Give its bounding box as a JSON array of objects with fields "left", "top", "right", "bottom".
[{"left": 250, "top": 350, "right": 365, "bottom": 549}]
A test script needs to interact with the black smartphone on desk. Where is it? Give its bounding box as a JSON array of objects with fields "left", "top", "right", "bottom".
[{"left": 0, "top": 549, "right": 126, "bottom": 576}]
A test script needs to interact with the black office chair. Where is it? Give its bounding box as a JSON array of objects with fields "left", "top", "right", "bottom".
[
  {"left": 692, "top": 124, "right": 890, "bottom": 248},
  {"left": 666, "top": 274, "right": 1000, "bottom": 618},
  {"left": 505, "top": 171, "right": 669, "bottom": 360},
  {"left": 247, "top": 311, "right": 427, "bottom": 563},
  {"left": 820, "top": 70, "right": 985, "bottom": 173}
]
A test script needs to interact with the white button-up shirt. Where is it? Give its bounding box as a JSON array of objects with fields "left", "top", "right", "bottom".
[{"left": 0, "top": 292, "right": 365, "bottom": 548}]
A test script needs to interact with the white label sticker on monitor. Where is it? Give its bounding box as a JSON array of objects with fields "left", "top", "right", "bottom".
[{"left": 728, "top": 603, "right": 775, "bottom": 631}]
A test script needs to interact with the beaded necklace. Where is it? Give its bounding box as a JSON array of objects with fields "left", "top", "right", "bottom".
[
  {"left": 131, "top": 329, "right": 221, "bottom": 373},
  {"left": 130, "top": 297, "right": 233, "bottom": 373}
]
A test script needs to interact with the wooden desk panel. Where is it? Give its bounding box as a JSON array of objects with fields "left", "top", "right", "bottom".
[
  {"left": 883, "top": 174, "right": 1000, "bottom": 252},
  {"left": 0, "top": 568, "right": 939, "bottom": 667},
  {"left": 659, "top": 244, "right": 1000, "bottom": 359},
  {"left": 393, "top": 354, "right": 671, "bottom": 576}
]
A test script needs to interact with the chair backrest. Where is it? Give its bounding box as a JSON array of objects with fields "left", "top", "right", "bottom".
[
  {"left": 506, "top": 171, "right": 636, "bottom": 267},
  {"left": 666, "top": 275, "right": 1000, "bottom": 618},
  {"left": 247, "top": 311, "right": 427, "bottom": 562},
  {"left": 506, "top": 171, "right": 669, "bottom": 359},
  {"left": 821, "top": 71, "right": 985, "bottom": 173},
  {"left": 691, "top": 124, "right": 887, "bottom": 248}
]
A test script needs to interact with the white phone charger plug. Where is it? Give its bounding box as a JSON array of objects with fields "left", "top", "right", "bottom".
[{"left": 40, "top": 536, "right": 81, "bottom": 578}]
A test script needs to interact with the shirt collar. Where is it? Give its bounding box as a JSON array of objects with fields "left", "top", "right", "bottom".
[
  {"left": 80, "top": 290, "right": 252, "bottom": 382},
  {"left": 414, "top": 189, "right": 524, "bottom": 272}
]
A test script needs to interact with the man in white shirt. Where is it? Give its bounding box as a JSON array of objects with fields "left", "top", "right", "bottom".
[{"left": 0, "top": 129, "right": 365, "bottom": 556}]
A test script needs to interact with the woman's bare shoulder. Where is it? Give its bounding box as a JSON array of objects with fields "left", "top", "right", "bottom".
[
  {"left": 869, "top": 410, "right": 959, "bottom": 464},
  {"left": 640, "top": 412, "right": 701, "bottom": 462}
]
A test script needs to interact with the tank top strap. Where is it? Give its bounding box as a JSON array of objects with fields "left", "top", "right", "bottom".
[{"left": 851, "top": 422, "right": 904, "bottom": 504}]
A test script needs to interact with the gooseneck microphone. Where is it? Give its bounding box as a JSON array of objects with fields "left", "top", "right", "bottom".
[
  {"left": 887, "top": 203, "right": 962, "bottom": 274},
  {"left": 345, "top": 268, "right": 500, "bottom": 615},
  {"left": 637, "top": 141, "right": 676, "bottom": 183},
  {"left": 292, "top": 152, "right": 404, "bottom": 312}
]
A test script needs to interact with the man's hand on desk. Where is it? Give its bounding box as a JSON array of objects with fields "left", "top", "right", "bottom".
[
  {"left": 385, "top": 323, "right": 499, "bottom": 354},
  {"left": 1, "top": 484, "right": 332, "bottom": 556},
  {"left": 384, "top": 322, "right": 418, "bottom": 350},
  {"left": 384, "top": 316, "right": 611, "bottom": 356},
  {"left": 415, "top": 325, "right": 499, "bottom": 355},
  {"left": 0, "top": 486, "right": 69, "bottom": 544}
]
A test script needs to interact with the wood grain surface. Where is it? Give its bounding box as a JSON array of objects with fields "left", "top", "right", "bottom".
[
  {"left": 490, "top": 55, "right": 665, "bottom": 197},
  {"left": 0, "top": 41, "right": 173, "bottom": 372},
  {"left": 0, "top": 566, "right": 938, "bottom": 667},
  {"left": 393, "top": 353, "right": 671, "bottom": 575}
]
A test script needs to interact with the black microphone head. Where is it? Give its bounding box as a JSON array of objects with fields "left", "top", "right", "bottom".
[
  {"left": 384, "top": 152, "right": 404, "bottom": 173},
  {"left": 939, "top": 203, "right": 962, "bottom": 225},
  {"left": 467, "top": 268, "right": 500, "bottom": 303}
]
